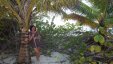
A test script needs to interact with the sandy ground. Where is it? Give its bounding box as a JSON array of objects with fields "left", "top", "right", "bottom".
[{"left": 0, "top": 52, "right": 70, "bottom": 64}]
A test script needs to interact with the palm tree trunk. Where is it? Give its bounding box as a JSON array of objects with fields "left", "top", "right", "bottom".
[{"left": 18, "top": 32, "right": 31, "bottom": 64}]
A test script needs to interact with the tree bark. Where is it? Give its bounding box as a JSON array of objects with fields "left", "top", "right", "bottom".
[{"left": 18, "top": 32, "right": 31, "bottom": 64}]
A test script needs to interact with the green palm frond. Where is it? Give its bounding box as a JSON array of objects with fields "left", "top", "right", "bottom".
[
  {"left": 88, "top": 0, "right": 108, "bottom": 12},
  {"left": 104, "top": 18, "right": 113, "bottom": 27},
  {"left": 64, "top": 13, "right": 98, "bottom": 28},
  {"left": 0, "top": 0, "right": 22, "bottom": 23},
  {"left": 106, "top": 1, "right": 113, "bottom": 18},
  {"left": 69, "top": 1, "right": 99, "bottom": 21},
  {"left": 36, "top": 0, "right": 78, "bottom": 13},
  {"left": 25, "top": 0, "right": 36, "bottom": 30},
  {"left": 0, "top": 0, "right": 36, "bottom": 30},
  {"left": 0, "top": 6, "right": 8, "bottom": 19}
]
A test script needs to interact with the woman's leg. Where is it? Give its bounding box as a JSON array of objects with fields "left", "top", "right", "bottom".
[{"left": 34, "top": 47, "right": 41, "bottom": 60}]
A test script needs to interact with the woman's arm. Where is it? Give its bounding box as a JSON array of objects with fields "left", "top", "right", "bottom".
[
  {"left": 29, "top": 33, "right": 35, "bottom": 41},
  {"left": 34, "top": 32, "right": 41, "bottom": 41}
]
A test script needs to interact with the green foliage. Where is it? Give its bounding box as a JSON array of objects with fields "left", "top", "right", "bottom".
[
  {"left": 94, "top": 34, "right": 105, "bottom": 45},
  {"left": 95, "top": 45, "right": 101, "bottom": 52},
  {"left": 0, "top": 18, "right": 19, "bottom": 52},
  {"left": 99, "top": 26, "right": 105, "bottom": 34},
  {"left": 31, "top": 16, "right": 89, "bottom": 63},
  {"left": 104, "top": 42, "right": 113, "bottom": 47},
  {"left": 89, "top": 45, "right": 101, "bottom": 52},
  {"left": 89, "top": 45, "right": 95, "bottom": 52}
]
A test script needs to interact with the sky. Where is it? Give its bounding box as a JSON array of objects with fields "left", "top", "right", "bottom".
[{"left": 45, "top": 12, "right": 76, "bottom": 25}]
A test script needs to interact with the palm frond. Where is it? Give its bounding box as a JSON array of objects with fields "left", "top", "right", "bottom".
[
  {"left": 88, "top": 0, "right": 108, "bottom": 13},
  {"left": 63, "top": 13, "right": 98, "bottom": 28},
  {"left": 25, "top": 0, "right": 36, "bottom": 30},
  {"left": 16, "top": 0, "right": 23, "bottom": 12},
  {"left": 0, "top": 6, "right": 8, "bottom": 19},
  {"left": 0, "top": 0, "right": 22, "bottom": 23},
  {"left": 36, "top": 0, "right": 78, "bottom": 13},
  {"left": 68, "top": 1, "right": 99, "bottom": 21},
  {"left": 104, "top": 18, "right": 113, "bottom": 27}
]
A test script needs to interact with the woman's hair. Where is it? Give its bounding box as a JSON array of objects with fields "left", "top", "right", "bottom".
[{"left": 30, "top": 25, "right": 36, "bottom": 31}]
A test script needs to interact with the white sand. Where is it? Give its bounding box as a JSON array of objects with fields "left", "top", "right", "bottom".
[{"left": 0, "top": 52, "right": 70, "bottom": 64}]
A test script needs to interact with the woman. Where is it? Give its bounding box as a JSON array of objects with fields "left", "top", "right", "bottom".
[{"left": 29, "top": 25, "right": 41, "bottom": 60}]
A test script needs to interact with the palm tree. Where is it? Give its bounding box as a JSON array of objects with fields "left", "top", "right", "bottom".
[
  {"left": 0, "top": 0, "right": 36, "bottom": 63},
  {"left": 0, "top": 0, "right": 113, "bottom": 63},
  {"left": 0, "top": 0, "right": 81, "bottom": 63}
]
